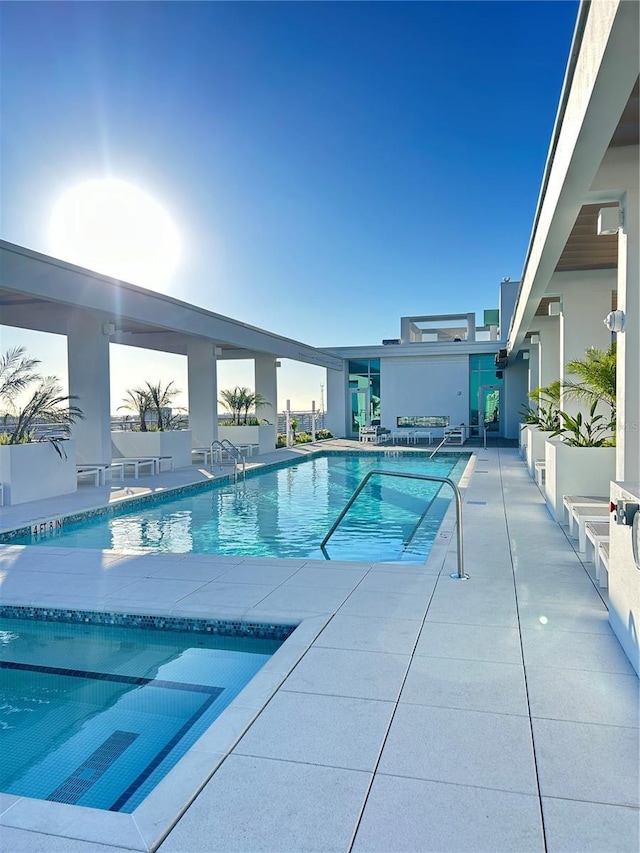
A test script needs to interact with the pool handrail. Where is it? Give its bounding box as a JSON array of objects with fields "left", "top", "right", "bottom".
[
  {"left": 320, "top": 469, "right": 468, "bottom": 579},
  {"left": 210, "top": 439, "right": 246, "bottom": 481}
]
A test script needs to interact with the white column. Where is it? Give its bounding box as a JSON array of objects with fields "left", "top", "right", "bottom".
[
  {"left": 187, "top": 339, "right": 218, "bottom": 449},
  {"left": 528, "top": 343, "right": 540, "bottom": 396},
  {"left": 558, "top": 273, "right": 614, "bottom": 416},
  {"left": 254, "top": 356, "right": 278, "bottom": 454},
  {"left": 616, "top": 186, "right": 640, "bottom": 480},
  {"left": 536, "top": 316, "right": 561, "bottom": 395},
  {"left": 326, "top": 363, "right": 348, "bottom": 438},
  {"left": 67, "top": 314, "right": 112, "bottom": 464}
]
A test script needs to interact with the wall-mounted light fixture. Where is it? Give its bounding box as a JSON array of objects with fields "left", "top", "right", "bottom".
[
  {"left": 604, "top": 309, "right": 626, "bottom": 333},
  {"left": 102, "top": 322, "right": 116, "bottom": 336},
  {"left": 529, "top": 334, "right": 540, "bottom": 345},
  {"left": 214, "top": 346, "right": 223, "bottom": 357},
  {"left": 522, "top": 351, "right": 530, "bottom": 361},
  {"left": 548, "top": 302, "right": 562, "bottom": 317},
  {"left": 597, "top": 206, "right": 621, "bottom": 235}
]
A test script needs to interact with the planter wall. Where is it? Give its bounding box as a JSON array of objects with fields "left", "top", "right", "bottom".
[
  {"left": 608, "top": 481, "right": 639, "bottom": 675},
  {"left": 524, "top": 425, "right": 553, "bottom": 478},
  {"left": 218, "top": 425, "right": 276, "bottom": 456},
  {"left": 0, "top": 440, "right": 77, "bottom": 506},
  {"left": 111, "top": 430, "right": 192, "bottom": 469},
  {"left": 544, "top": 439, "right": 616, "bottom": 522}
]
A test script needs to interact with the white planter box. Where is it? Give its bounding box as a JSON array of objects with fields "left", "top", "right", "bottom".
[
  {"left": 544, "top": 439, "right": 616, "bottom": 522},
  {"left": 523, "top": 425, "right": 553, "bottom": 478},
  {"left": 218, "top": 425, "right": 276, "bottom": 455},
  {"left": 608, "top": 482, "right": 640, "bottom": 675},
  {"left": 0, "top": 440, "right": 77, "bottom": 506},
  {"left": 111, "top": 430, "right": 192, "bottom": 469}
]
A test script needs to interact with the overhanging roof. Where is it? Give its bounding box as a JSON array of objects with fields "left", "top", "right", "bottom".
[
  {"left": 0, "top": 241, "right": 343, "bottom": 370},
  {"left": 506, "top": 0, "right": 639, "bottom": 357}
]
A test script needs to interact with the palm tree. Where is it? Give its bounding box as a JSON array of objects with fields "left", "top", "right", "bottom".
[
  {"left": 219, "top": 387, "right": 272, "bottom": 425},
  {"left": 563, "top": 344, "right": 616, "bottom": 423},
  {"left": 144, "top": 380, "right": 181, "bottom": 431},
  {"left": 241, "top": 390, "right": 271, "bottom": 424},
  {"left": 6, "top": 376, "right": 84, "bottom": 444},
  {"left": 119, "top": 387, "right": 152, "bottom": 431},
  {"left": 0, "top": 346, "right": 41, "bottom": 407},
  {"left": 1, "top": 348, "right": 84, "bottom": 445}
]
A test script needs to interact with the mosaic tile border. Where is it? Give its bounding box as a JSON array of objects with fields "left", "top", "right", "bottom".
[
  {"left": 0, "top": 605, "right": 297, "bottom": 641},
  {"left": 0, "top": 448, "right": 471, "bottom": 543}
]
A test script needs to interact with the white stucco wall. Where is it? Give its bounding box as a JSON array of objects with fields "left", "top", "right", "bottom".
[
  {"left": 0, "top": 440, "right": 77, "bottom": 505},
  {"left": 380, "top": 356, "right": 469, "bottom": 433},
  {"left": 608, "top": 481, "right": 640, "bottom": 675}
]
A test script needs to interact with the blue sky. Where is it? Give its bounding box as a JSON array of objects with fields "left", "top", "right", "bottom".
[{"left": 1, "top": 0, "right": 579, "bottom": 410}]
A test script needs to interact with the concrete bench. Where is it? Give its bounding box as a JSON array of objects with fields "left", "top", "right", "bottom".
[
  {"left": 113, "top": 458, "right": 157, "bottom": 479},
  {"left": 585, "top": 521, "right": 610, "bottom": 587},
  {"left": 570, "top": 504, "right": 612, "bottom": 553},
  {"left": 76, "top": 465, "right": 108, "bottom": 487},
  {"left": 563, "top": 495, "right": 608, "bottom": 529}
]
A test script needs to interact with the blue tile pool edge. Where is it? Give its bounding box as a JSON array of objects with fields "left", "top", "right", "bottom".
[
  {"left": 0, "top": 607, "right": 328, "bottom": 852},
  {"left": 0, "top": 604, "right": 297, "bottom": 641},
  {"left": 0, "top": 447, "right": 471, "bottom": 544}
]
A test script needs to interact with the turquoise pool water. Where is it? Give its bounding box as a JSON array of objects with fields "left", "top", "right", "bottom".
[
  {"left": 0, "top": 614, "right": 284, "bottom": 812},
  {"left": 16, "top": 452, "right": 469, "bottom": 563}
]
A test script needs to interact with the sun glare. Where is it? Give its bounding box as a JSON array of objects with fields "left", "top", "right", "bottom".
[{"left": 49, "top": 178, "right": 181, "bottom": 293}]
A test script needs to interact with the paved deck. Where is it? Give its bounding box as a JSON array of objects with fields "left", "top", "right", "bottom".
[{"left": 0, "top": 445, "right": 638, "bottom": 852}]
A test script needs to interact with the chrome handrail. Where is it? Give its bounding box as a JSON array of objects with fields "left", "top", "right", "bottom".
[
  {"left": 210, "top": 439, "right": 246, "bottom": 481},
  {"left": 320, "top": 469, "right": 468, "bottom": 579},
  {"left": 429, "top": 423, "right": 466, "bottom": 459}
]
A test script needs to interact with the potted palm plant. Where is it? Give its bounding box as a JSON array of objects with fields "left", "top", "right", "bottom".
[
  {"left": 112, "top": 380, "right": 191, "bottom": 468},
  {"left": 519, "top": 380, "right": 561, "bottom": 478},
  {"left": 0, "top": 347, "right": 84, "bottom": 505},
  {"left": 218, "top": 386, "right": 274, "bottom": 454},
  {"left": 543, "top": 345, "right": 616, "bottom": 521}
]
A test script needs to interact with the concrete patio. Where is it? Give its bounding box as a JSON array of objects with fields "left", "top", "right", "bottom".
[{"left": 0, "top": 445, "right": 638, "bottom": 852}]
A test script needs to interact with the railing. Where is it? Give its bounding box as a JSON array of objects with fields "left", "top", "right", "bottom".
[
  {"left": 210, "top": 439, "right": 246, "bottom": 481},
  {"left": 428, "top": 424, "right": 466, "bottom": 459},
  {"left": 320, "top": 469, "right": 468, "bottom": 579}
]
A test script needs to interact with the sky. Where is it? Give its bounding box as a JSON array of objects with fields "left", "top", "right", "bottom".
[{"left": 0, "top": 0, "right": 579, "bottom": 412}]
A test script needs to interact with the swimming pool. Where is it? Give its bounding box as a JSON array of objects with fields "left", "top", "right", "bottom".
[
  {"left": 0, "top": 609, "right": 290, "bottom": 813},
  {"left": 12, "top": 452, "right": 470, "bottom": 562}
]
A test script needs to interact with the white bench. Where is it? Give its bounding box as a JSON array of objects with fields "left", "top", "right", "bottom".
[
  {"left": 443, "top": 427, "right": 466, "bottom": 445},
  {"left": 570, "top": 504, "right": 611, "bottom": 552},
  {"left": 192, "top": 447, "right": 212, "bottom": 466},
  {"left": 411, "top": 430, "right": 433, "bottom": 445},
  {"left": 598, "top": 541, "right": 610, "bottom": 588},
  {"left": 113, "top": 458, "right": 157, "bottom": 479},
  {"left": 563, "top": 495, "right": 608, "bottom": 529},
  {"left": 585, "top": 521, "right": 610, "bottom": 587},
  {"left": 76, "top": 465, "right": 108, "bottom": 487}
]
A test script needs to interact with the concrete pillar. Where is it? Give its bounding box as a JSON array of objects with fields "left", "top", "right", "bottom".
[
  {"left": 528, "top": 343, "right": 540, "bottom": 396},
  {"left": 326, "top": 363, "right": 348, "bottom": 438},
  {"left": 616, "top": 186, "right": 640, "bottom": 480},
  {"left": 536, "top": 315, "right": 561, "bottom": 396},
  {"left": 67, "top": 314, "right": 112, "bottom": 464},
  {"left": 557, "top": 272, "right": 614, "bottom": 416},
  {"left": 187, "top": 339, "right": 218, "bottom": 449},
  {"left": 254, "top": 356, "right": 278, "bottom": 453}
]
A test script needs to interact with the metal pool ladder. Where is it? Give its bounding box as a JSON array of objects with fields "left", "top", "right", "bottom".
[
  {"left": 320, "top": 470, "right": 468, "bottom": 579},
  {"left": 210, "top": 439, "right": 246, "bottom": 481}
]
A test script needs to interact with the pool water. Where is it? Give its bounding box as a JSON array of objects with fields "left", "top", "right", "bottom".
[
  {"left": 18, "top": 453, "right": 469, "bottom": 562},
  {"left": 0, "top": 616, "right": 283, "bottom": 812}
]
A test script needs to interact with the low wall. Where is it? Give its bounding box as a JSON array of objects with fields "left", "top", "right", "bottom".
[
  {"left": 608, "top": 482, "right": 640, "bottom": 675},
  {"left": 0, "top": 440, "right": 77, "bottom": 505},
  {"left": 111, "top": 430, "right": 192, "bottom": 469}
]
